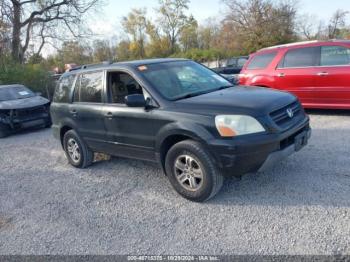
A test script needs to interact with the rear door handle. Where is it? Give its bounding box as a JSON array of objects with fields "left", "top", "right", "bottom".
[
  {"left": 317, "top": 72, "right": 329, "bottom": 76},
  {"left": 105, "top": 112, "right": 113, "bottom": 119},
  {"left": 70, "top": 109, "right": 77, "bottom": 116},
  {"left": 277, "top": 73, "right": 285, "bottom": 78}
]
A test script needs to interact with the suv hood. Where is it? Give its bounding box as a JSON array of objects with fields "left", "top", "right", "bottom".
[
  {"left": 0, "top": 96, "right": 50, "bottom": 110},
  {"left": 174, "top": 86, "right": 296, "bottom": 116}
]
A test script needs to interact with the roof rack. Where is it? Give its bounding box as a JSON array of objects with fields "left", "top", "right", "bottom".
[
  {"left": 68, "top": 61, "right": 113, "bottom": 72},
  {"left": 259, "top": 40, "right": 320, "bottom": 51},
  {"left": 259, "top": 39, "right": 350, "bottom": 51}
]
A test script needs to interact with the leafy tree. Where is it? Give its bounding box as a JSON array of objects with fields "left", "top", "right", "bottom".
[
  {"left": 179, "top": 15, "right": 199, "bottom": 51},
  {"left": 92, "top": 40, "right": 115, "bottom": 62},
  {"left": 56, "top": 41, "right": 93, "bottom": 66},
  {"left": 122, "top": 8, "right": 148, "bottom": 59},
  {"left": 156, "top": 0, "right": 190, "bottom": 53}
]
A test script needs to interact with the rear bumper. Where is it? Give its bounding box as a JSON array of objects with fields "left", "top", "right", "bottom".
[{"left": 207, "top": 117, "right": 311, "bottom": 177}]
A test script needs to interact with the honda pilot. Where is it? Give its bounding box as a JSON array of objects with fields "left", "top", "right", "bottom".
[{"left": 51, "top": 59, "right": 311, "bottom": 202}]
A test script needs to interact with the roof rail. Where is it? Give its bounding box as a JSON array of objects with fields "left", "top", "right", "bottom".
[
  {"left": 259, "top": 40, "right": 320, "bottom": 51},
  {"left": 68, "top": 61, "right": 113, "bottom": 72},
  {"left": 260, "top": 39, "right": 350, "bottom": 51}
]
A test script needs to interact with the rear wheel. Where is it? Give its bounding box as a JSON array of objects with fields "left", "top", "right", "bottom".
[
  {"left": 63, "top": 130, "right": 94, "bottom": 168},
  {"left": 165, "top": 140, "right": 224, "bottom": 202}
]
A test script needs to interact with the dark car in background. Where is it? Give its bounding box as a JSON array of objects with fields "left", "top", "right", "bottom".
[
  {"left": 51, "top": 59, "right": 311, "bottom": 202},
  {"left": 0, "top": 84, "right": 51, "bottom": 138},
  {"left": 213, "top": 56, "right": 249, "bottom": 75},
  {"left": 206, "top": 56, "right": 249, "bottom": 85}
]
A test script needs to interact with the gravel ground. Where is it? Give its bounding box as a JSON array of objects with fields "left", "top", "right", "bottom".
[{"left": 0, "top": 110, "right": 349, "bottom": 255}]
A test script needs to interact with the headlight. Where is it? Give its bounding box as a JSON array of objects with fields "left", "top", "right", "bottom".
[{"left": 215, "top": 115, "right": 265, "bottom": 137}]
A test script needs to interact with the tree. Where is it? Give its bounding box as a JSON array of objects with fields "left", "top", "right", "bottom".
[
  {"left": 179, "top": 15, "right": 199, "bottom": 51},
  {"left": 297, "top": 10, "right": 350, "bottom": 40},
  {"left": 1, "top": 0, "right": 101, "bottom": 63},
  {"left": 328, "top": 10, "right": 349, "bottom": 39},
  {"left": 145, "top": 21, "right": 171, "bottom": 58},
  {"left": 122, "top": 8, "right": 148, "bottom": 59},
  {"left": 222, "top": 0, "right": 297, "bottom": 53},
  {"left": 92, "top": 40, "right": 115, "bottom": 62},
  {"left": 156, "top": 0, "right": 190, "bottom": 53},
  {"left": 56, "top": 41, "right": 93, "bottom": 66}
]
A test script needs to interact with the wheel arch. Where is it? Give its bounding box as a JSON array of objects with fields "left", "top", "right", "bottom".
[{"left": 156, "top": 122, "right": 214, "bottom": 173}]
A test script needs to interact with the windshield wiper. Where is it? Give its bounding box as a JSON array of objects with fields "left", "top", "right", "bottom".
[{"left": 174, "top": 86, "right": 234, "bottom": 101}]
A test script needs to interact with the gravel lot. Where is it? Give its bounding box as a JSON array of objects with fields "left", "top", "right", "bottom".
[{"left": 0, "top": 110, "right": 349, "bottom": 255}]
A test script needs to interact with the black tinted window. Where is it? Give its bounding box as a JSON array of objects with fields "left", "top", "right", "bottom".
[
  {"left": 53, "top": 75, "right": 75, "bottom": 103},
  {"left": 74, "top": 71, "right": 103, "bottom": 103},
  {"left": 108, "top": 72, "right": 143, "bottom": 104},
  {"left": 281, "top": 47, "right": 320, "bottom": 68},
  {"left": 321, "top": 46, "right": 350, "bottom": 66},
  {"left": 247, "top": 52, "right": 277, "bottom": 69}
]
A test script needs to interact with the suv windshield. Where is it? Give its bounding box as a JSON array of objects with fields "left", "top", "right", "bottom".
[
  {"left": 139, "top": 61, "right": 233, "bottom": 100},
  {"left": 0, "top": 85, "right": 35, "bottom": 101}
]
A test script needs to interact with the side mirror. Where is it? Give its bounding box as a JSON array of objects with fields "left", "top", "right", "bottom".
[{"left": 125, "top": 94, "right": 146, "bottom": 107}]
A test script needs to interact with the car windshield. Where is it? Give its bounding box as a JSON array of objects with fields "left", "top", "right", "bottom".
[
  {"left": 0, "top": 85, "right": 35, "bottom": 101},
  {"left": 139, "top": 61, "right": 233, "bottom": 100}
]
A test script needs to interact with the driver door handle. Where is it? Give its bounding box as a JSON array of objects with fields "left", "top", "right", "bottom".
[
  {"left": 277, "top": 73, "right": 285, "bottom": 78},
  {"left": 317, "top": 72, "right": 329, "bottom": 76}
]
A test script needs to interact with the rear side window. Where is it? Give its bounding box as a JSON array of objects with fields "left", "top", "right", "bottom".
[
  {"left": 280, "top": 47, "right": 319, "bottom": 68},
  {"left": 246, "top": 52, "right": 277, "bottom": 69},
  {"left": 321, "top": 45, "right": 350, "bottom": 66},
  {"left": 73, "top": 71, "right": 103, "bottom": 103},
  {"left": 53, "top": 75, "right": 75, "bottom": 103}
]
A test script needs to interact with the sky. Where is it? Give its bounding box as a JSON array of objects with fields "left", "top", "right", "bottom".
[{"left": 89, "top": 0, "right": 350, "bottom": 38}]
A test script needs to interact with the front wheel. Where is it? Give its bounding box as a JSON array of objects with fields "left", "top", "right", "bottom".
[
  {"left": 165, "top": 140, "right": 224, "bottom": 202},
  {"left": 63, "top": 130, "right": 94, "bottom": 168}
]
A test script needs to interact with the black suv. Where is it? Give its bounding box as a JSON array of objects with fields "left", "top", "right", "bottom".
[{"left": 51, "top": 59, "right": 311, "bottom": 202}]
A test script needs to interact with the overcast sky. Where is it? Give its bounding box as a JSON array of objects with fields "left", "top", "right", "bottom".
[{"left": 89, "top": 0, "right": 350, "bottom": 38}]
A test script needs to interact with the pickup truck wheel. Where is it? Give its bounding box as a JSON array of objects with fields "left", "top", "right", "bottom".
[
  {"left": 0, "top": 123, "right": 10, "bottom": 138},
  {"left": 165, "top": 140, "right": 224, "bottom": 202},
  {"left": 63, "top": 130, "right": 94, "bottom": 168}
]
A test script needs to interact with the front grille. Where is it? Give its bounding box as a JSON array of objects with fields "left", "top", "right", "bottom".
[
  {"left": 15, "top": 106, "right": 47, "bottom": 119},
  {"left": 270, "top": 101, "right": 302, "bottom": 128}
]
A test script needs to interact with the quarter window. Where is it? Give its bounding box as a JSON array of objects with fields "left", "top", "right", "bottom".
[
  {"left": 53, "top": 75, "right": 75, "bottom": 103},
  {"left": 321, "top": 46, "right": 350, "bottom": 66},
  {"left": 246, "top": 52, "right": 277, "bottom": 70},
  {"left": 73, "top": 71, "right": 103, "bottom": 103},
  {"left": 280, "top": 47, "right": 319, "bottom": 68}
]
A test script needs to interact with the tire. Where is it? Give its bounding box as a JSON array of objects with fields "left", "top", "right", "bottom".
[
  {"left": 63, "top": 130, "right": 94, "bottom": 168},
  {"left": 0, "top": 123, "right": 10, "bottom": 138},
  {"left": 165, "top": 140, "right": 224, "bottom": 202}
]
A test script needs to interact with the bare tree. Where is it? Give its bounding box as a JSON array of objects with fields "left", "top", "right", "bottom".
[
  {"left": 222, "top": 0, "right": 297, "bottom": 53},
  {"left": 1, "top": 0, "right": 101, "bottom": 63},
  {"left": 328, "top": 9, "right": 349, "bottom": 39}
]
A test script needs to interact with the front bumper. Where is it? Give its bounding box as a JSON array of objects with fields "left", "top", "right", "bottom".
[
  {"left": 0, "top": 112, "right": 50, "bottom": 131},
  {"left": 207, "top": 117, "right": 311, "bottom": 177}
]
